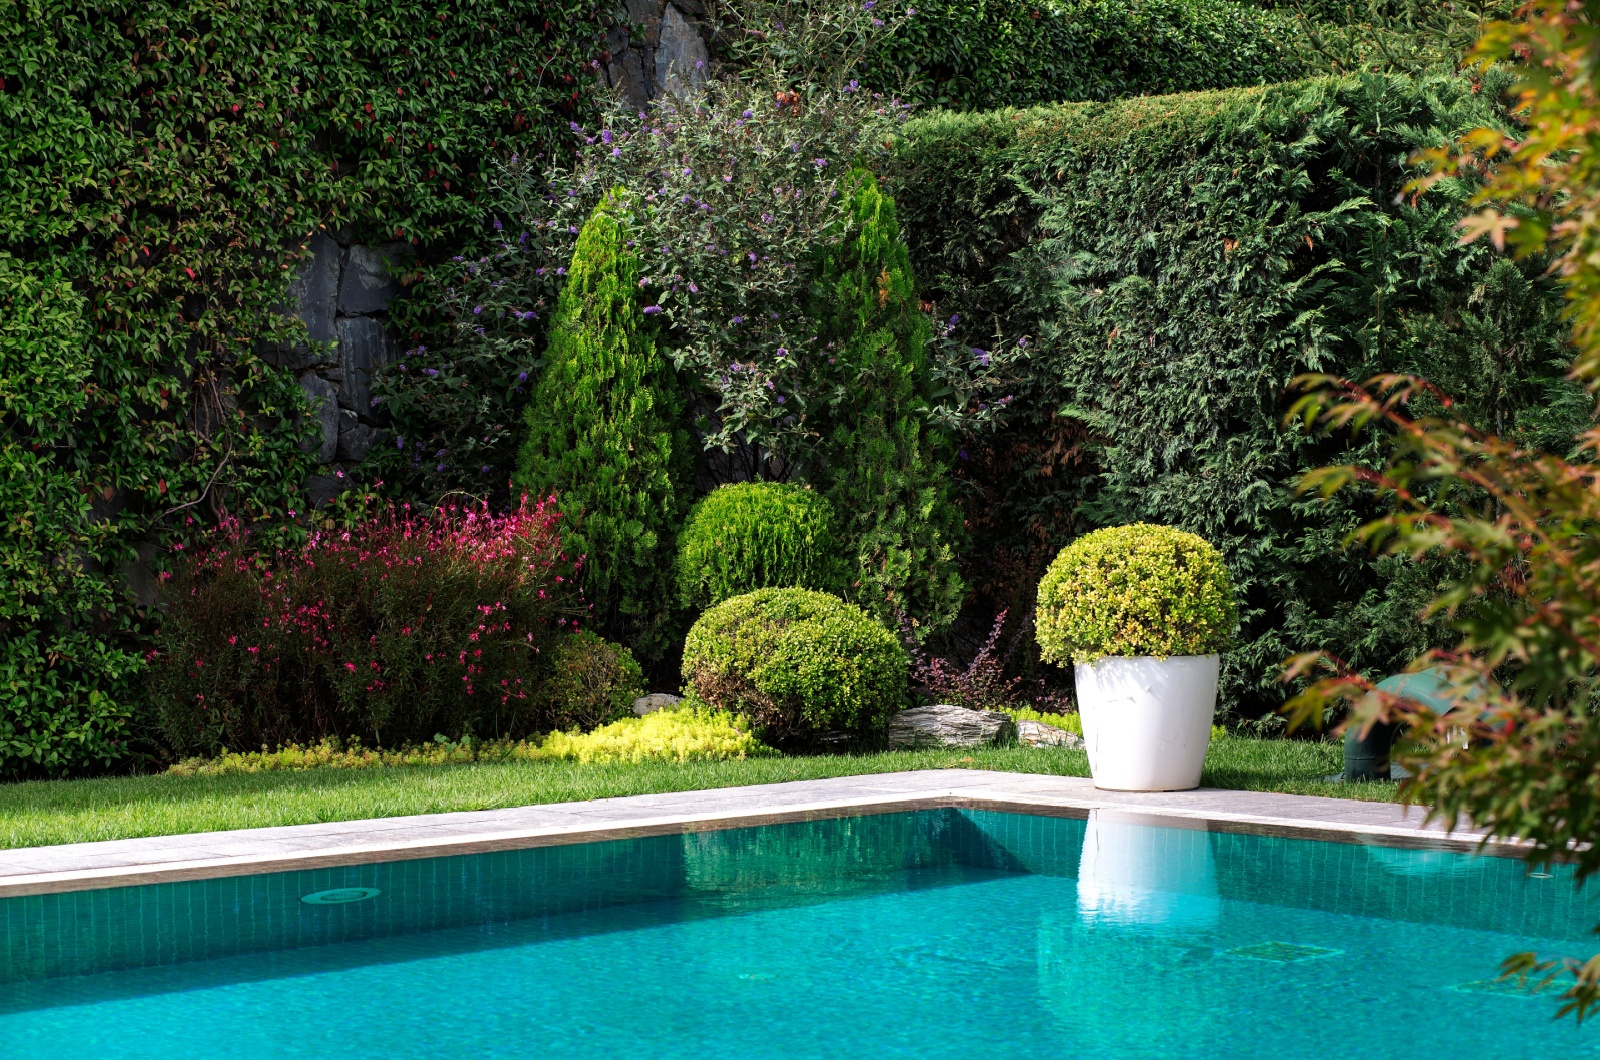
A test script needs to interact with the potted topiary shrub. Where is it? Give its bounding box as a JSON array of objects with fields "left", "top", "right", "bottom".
[{"left": 1036, "top": 524, "right": 1236, "bottom": 791}]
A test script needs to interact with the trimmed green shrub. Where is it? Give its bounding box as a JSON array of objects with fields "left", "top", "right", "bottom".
[
  {"left": 892, "top": 72, "right": 1582, "bottom": 719},
  {"left": 676, "top": 483, "right": 846, "bottom": 611},
  {"left": 543, "top": 630, "right": 646, "bottom": 732},
  {"left": 813, "top": 170, "right": 964, "bottom": 634},
  {"left": 682, "top": 588, "right": 908, "bottom": 743},
  {"left": 858, "top": 0, "right": 1311, "bottom": 110},
  {"left": 1036, "top": 524, "right": 1237, "bottom": 663},
  {"left": 515, "top": 192, "right": 693, "bottom": 662}
]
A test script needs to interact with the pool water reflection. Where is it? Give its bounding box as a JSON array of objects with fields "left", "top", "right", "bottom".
[{"left": 0, "top": 809, "right": 1591, "bottom": 1059}]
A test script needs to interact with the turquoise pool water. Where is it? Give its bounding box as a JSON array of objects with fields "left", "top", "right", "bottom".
[{"left": 1, "top": 809, "right": 1595, "bottom": 1059}]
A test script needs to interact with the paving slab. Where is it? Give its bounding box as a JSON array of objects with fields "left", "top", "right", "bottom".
[{"left": 0, "top": 770, "right": 1501, "bottom": 898}]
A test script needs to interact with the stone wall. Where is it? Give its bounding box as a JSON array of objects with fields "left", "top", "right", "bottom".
[{"left": 275, "top": 232, "right": 413, "bottom": 506}]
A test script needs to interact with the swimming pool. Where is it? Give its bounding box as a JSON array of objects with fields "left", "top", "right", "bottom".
[{"left": 1, "top": 808, "right": 1592, "bottom": 1059}]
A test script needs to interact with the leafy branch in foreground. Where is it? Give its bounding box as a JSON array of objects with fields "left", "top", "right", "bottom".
[{"left": 1284, "top": 370, "right": 1600, "bottom": 1020}]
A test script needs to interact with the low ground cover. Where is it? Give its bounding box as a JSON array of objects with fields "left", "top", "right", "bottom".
[{"left": 0, "top": 736, "right": 1384, "bottom": 850}]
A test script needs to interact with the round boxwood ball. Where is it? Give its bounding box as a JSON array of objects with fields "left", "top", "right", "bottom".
[
  {"left": 675, "top": 482, "right": 846, "bottom": 611},
  {"left": 681, "top": 587, "right": 907, "bottom": 743},
  {"left": 1036, "top": 523, "right": 1236, "bottom": 665}
]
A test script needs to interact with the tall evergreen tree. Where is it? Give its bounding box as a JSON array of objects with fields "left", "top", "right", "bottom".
[
  {"left": 811, "top": 170, "right": 964, "bottom": 636},
  {"left": 516, "top": 191, "right": 692, "bottom": 662}
]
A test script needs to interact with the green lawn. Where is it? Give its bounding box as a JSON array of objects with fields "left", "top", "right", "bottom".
[{"left": 0, "top": 736, "right": 1399, "bottom": 850}]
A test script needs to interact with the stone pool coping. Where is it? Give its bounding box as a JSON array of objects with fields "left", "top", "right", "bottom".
[{"left": 0, "top": 769, "right": 1508, "bottom": 898}]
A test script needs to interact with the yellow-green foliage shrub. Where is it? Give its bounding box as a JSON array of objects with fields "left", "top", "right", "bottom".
[
  {"left": 682, "top": 587, "right": 907, "bottom": 743},
  {"left": 1036, "top": 524, "right": 1236, "bottom": 664},
  {"left": 543, "top": 630, "right": 645, "bottom": 732},
  {"left": 675, "top": 482, "right": 846, "bottom": 611},
  {"left": 166, "top": 708, "right": 771, "bottom": 774},
  {"left": 533, "top": 705, "right": 774, "bottom": 763}
]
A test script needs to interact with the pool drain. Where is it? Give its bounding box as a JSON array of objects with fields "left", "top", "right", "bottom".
[
  {"left": 1223, "top": 942, "right": 1343, "bottom": 963},
  {"left": 1452, "top": 976, "right": 1569, "bottom": 998},
  {"left": 300, "top": 886, "right": 382, "bottom": 905}
]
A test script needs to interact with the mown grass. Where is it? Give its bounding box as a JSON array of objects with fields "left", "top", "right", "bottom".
[{"left": 0, "top": 736, "right": 1396, "bottom": 850}]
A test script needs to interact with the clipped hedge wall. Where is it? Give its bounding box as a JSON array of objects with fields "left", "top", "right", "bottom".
[
  {"left": 0, "top": 0, "right": 610, "bottom": 776},
  {"left": 859, "top": 0, "right": 1312, "bottom": 110},
  {"left": 892, "top": 71, "right": 1585, "bottom": 720}
]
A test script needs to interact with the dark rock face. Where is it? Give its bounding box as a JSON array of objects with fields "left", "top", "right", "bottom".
[
  {"left": 275, "top": 231, "right": 407, "bottom": 501},
  {"left": 286, "top": 233, "right": 342, "bottom": 344},
  {"left": 336, "top": 409, "right": 374, "bottom": 464},
  {"left": 338, "top": 242, "right": 411, "bottom": 315},
  {"left": 334, "top": 316, "right": 394, "bottom": 420},
  {"left": 601, "top": 1, "right": 713, "bottom": 106},
  {"left": 655, "top": 4, "right": 709, "bottom": 97},
  {"left": 306, "top": 472, "right": 347, "bottom": 509},
  {"left": 297, "top": 372, "right": 339, "bottom": 464},
  {"left": 887, "top": 704, "right": 1017, "bottom": 749}
]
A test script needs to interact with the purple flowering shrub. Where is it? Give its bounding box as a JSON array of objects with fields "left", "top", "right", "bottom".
[
  {"left": 378, "top": 0, "right": 1018, "bottom": 497},
  {"left": 902, "top": 609, "right": 1070, "bottom": 714},
  {"left": 148, "top": 497, "right": 583, "bottom": 755}
]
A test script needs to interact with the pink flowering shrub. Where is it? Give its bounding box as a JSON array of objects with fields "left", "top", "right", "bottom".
[{"left": 148, "top": 497, "right": 582, "bottom": 755}]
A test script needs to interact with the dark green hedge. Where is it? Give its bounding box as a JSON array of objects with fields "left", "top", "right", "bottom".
[
  {"left": 0, "top": 0, "right": 609, "bottom": 776},
  {"left": 892, "top": 72, "right": 1585, "bottom": 721},
  {"left": 860, "top": 0, "right": 1313, "bottom": 110}
]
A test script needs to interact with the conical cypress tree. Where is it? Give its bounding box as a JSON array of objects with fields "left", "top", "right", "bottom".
[
  {"left": 812, "top": 170, "right": 964, "bottom": 635},
  {"left": 516, "top": 191, "right": 692, "bottom": 662}
]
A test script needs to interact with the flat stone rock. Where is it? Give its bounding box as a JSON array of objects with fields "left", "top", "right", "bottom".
[
  {"left": 1017, "top": 718, "right": 1083, "bottom": 749},
  {"left": 297, "top": 372, "right": 338, "bottom": 463},
  {"left": 337, "top": 243, "right": 411, "bottom": 315},
  {"left": 888, "top": 704, "right": 1016, "bottom": 750},
  {"left": 632, "top": 693, "right": 682, "bottom": 716}
]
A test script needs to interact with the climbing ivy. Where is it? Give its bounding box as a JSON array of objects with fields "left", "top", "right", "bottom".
[{"left": 0, "top": 0, "right": 610, "bottom": 775}]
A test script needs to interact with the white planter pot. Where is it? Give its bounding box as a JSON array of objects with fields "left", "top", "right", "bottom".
[{"left": 1075, "top": 654, "right": 1219, "bottom": 791}]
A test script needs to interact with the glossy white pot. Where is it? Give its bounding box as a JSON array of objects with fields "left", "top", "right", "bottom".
[{"left": 1075, "top": 654, "right": 1219, "bottom": 791}]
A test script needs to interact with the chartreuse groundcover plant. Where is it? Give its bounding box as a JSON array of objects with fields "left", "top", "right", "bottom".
[
  {"left": 682, "top": 588, "right": 907, "bottom": 744},
  {"left": 1036, "top": 524, "right": 1237, "bottom": 664},
  {"left": 167, "top": 705, "right": 772, "bottom": 774},
  {"left": 675, "top": 483, "right": 846, "bottom": 611}
]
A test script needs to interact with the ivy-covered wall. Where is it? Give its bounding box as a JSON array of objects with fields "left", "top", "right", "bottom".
[
  {"left": 892, "top": 72, "right": 1585, "bottom": 722},
  {"left": 0, "top": 0, "right": 612, "bottom": 776}
]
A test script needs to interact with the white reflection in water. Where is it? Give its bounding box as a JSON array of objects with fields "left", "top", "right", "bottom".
[{"left": 1075, "top": 810, "right": 1220, "bottom": 929}]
